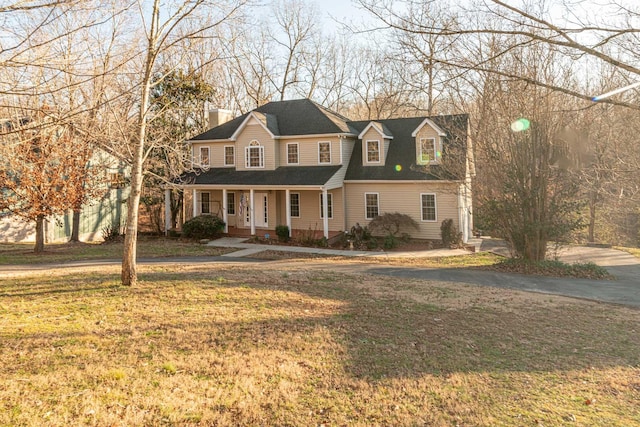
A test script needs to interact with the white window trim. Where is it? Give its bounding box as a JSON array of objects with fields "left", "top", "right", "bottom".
[
  {"left": 420, "top": 193, "right": 437, "bottom": 222},
  {"left": 319, "top": 192, "right": 333, "bottom": 219},
  {"left": 287, "top": 142, "right": 299, "bottom": 165},
  {"left": 418, "top": 137, "right": 438, "bottom": 165},
  {"left": 364, "top": 192, "right": 379, "bottom": 220},
  {"left": 290, "top": 192, "right": 300, "bottom": 218},
  {"left": 199, "top": 146, "right": 211, "bottom": 169},
  {"left": 227, "top": 191, "right": 236, "bottom": 215},
  {"left": 366, "top": 139, "right": 381, "bottom": 163},
  {"left": 245, "top": 140, "right": 265, "bottom": 169},
  {"left": 318, "top": 141, "right": 331, "bottom": 164},
  {"left": 224, "top": 145, "right": 235, "bottom": 166}
]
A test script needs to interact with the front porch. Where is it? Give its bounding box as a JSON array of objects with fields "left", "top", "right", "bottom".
[
  {"left": 224, "top": 226, "right": 343, "bottom": 241},
  {"left": 166, "top": 186, "right": 345, "bottom": 240}
]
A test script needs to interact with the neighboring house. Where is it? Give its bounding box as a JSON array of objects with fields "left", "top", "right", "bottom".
[
  {"left": 174, "top": 99, "right": 474, "bottom": 242},
  {"left": 0, "top": 117, "right": 129, "bottom": 243}
]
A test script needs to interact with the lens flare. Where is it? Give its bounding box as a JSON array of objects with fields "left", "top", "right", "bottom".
[{"left": 511, "top": 118, "right": 530, "bottom": 132}]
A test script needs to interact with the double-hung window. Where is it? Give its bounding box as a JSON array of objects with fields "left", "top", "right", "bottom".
[
  {"left": 421, "top": 193, "right": 437, "bottom": 221},
  {"left": 287, "top": 143, "right": 299, "bottom": 164},
  {"left": 365, "top": 193, "right": 379, "bottom": 219},
  {"left": 318, "top": 141, "right": 331, "bottom": 164},
  {"left": 367, "top": 140, "right": 380, "bottom": 163},
  {"left": 224, "top": 146, "right": 235, "bottom": 166},
  {"left": 319, "top": 193, "right": 333, "bottom": 219},
  {"left": 201, "top": 192, "right": 211, "bottom": 214},
  {"left": 227, "top": 192, "right": 236, "bottom": 215},
  {"left": 290, "top": 193, "right": 300, "bottom": 217},
  {"left": 245, "top": 140, "right": 264, "bottom": 168},
  {"left": 419, "top": 137, "right": 437, "bottom": 164},
  {"left": 199, "top": 146, "right": 210, "bottom": 168}
]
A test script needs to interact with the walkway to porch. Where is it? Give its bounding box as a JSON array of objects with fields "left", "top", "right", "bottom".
[{"left": 207, "top": 237, "right": 476, "bottom": 258}]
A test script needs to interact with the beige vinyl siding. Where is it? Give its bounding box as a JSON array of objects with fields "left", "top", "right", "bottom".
[
  {"left": 415, "top": 125, "right": 442, "bottom": 165},
  {"left": 191, "top": 142, "right": 236, "bottom": 168},
  {"left": 342, "top": 137, "right": 355, "bottom": 166},
  {"left": 345, "top": 182, "right": 460, "bottom": 240},
  {"left": 235, "top": 119, "right": 276, "bottom": 170},
  {"left": 276, "top": 189, "right": 345, "bottom": 232},
  {"left": 384, "top": 139, "right": 391, "bottom": 163},
  {"left": 296, "top": 137, "right": 341, "bottom": 166},
  {"left": 323, "top": 137, "right": 355, "bottom": 190}
]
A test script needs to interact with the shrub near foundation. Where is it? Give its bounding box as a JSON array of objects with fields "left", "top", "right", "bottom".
[{"left": 182, "top": 215, "right": 225, "bottom": 239}]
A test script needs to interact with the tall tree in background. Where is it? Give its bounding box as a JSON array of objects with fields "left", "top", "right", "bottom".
[{"left": 145, "top": 68, "right": 217, "bottom": 231}]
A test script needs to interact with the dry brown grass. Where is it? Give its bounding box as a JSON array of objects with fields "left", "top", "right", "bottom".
[{"left": 1, "top": 263, "right": 639, "bottom": 426}]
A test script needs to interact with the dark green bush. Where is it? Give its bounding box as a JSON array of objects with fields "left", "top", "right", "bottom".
[
  {"left": 182, "top": 215, "right": 225, "bottom": 239},
  {"left": 441, "top": 218, "right": 463, "bottom": 248},
  {"left": 275, "top": 225, "right": 290, "bottom": 242},
  {"left": 383, "top": 234, "right": 398, "bottom": 249}
]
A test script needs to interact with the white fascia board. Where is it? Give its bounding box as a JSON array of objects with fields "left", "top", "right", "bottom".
[
  {"left": 182, "top": 184, "right": 326, "bottom": 190},
  {"left": 343, "top": 179, "right": 462, "bottom": 184},
  {"left": 357, "top": 122, "right": 393, "bottom": 140},
  {"left": 411, "top": 118, "right": 447, "bottom": 137},
  {"left": 277, "top": 133, "right": 356, "bottom": 140},
  {"left": 187, "top": 138, "right": 233, "bottom": 144},
  {"left": 229, "top": 111, "right": 276, "bottom": 140}
]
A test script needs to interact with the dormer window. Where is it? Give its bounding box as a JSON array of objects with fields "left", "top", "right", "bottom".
[
  {"left": 245, "top": 140, "right": 264, "bottom": 168},
  {"left": 419, "top": 137, "right": 438, "bottom": 164},
  {"left": 366, "top": 140, "right": 380, "bottom": 163}
]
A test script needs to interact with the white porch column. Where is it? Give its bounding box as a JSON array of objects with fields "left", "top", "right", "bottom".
[
  {"left": 322, "top": 188, "right": 329, "bottom": 239},
  {"left": 222, "top": 189, "right": 228, "bottom": 233},
  {"left": 285, "top": 189, "right": 292, "bottom": 237},
  {"left": 250, "top": 188, "right": 255, "bottom": 236},
  {"left": 192, "top": 189, "right": 198, "bottom": 218},
  {"left": 164, "top": 188, "right": 171, "bottom": 235}
]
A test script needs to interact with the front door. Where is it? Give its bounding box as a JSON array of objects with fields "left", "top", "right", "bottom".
[{"left": 244, "top": 192, "right": 268, "bottom": 228}]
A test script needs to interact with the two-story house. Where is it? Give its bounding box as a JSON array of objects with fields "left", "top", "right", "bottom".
[{"left": 174, "top": 99, "right": 474, "bottom": 242}]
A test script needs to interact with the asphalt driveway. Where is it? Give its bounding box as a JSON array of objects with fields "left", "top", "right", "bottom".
[{"left": 1, "top": 240, "right": 639, "bottom": 307}]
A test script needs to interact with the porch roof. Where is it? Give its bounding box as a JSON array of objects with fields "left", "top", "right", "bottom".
[{"left": 179, "top": 166, "right": 342, "bottom": 187}]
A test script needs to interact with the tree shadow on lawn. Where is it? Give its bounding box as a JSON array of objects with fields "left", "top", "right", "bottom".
[{"left": 2, "top": 268, "right": 640, "bottom": 381}]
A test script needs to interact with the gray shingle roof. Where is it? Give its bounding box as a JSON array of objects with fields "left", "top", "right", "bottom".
[
  {"left": 180, "top": 166, "right": 342, "bottom": 186},
  {"left": 190, "top": 99, "right": 351, "bottom": 141},
  {"left": 345, "top": 114, "right": 469, "bottom": 181}
]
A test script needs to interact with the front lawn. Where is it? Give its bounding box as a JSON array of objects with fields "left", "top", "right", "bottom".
[
  {"left": 0, "top": 238, "right": 235, "bottom": 265},
  {"left": 1, "top": 265, "right": 638, "bottom": 426}
]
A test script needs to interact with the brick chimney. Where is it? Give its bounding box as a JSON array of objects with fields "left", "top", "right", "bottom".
[{"left": 208, "top": 109, "right": 234, "bottom": 129}]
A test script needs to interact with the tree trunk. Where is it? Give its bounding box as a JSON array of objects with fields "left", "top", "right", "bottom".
[
  {"left": 121, "top": 85, "right": 148, "bottom": 286},
  {"left": 121, "top": 0, "right": 159, "bottom": 286},
  {"left": 170, "top": 189, "right": 182, "bottom": 229},
  {"left": 588, "top": 193, "right": 597, "bottom": 243},
  {"left": 34, "top": 214, "right": 45, "bottom": 253},
  {"left": 70, "top": 209, "right": 81, "bottom": 242}
]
